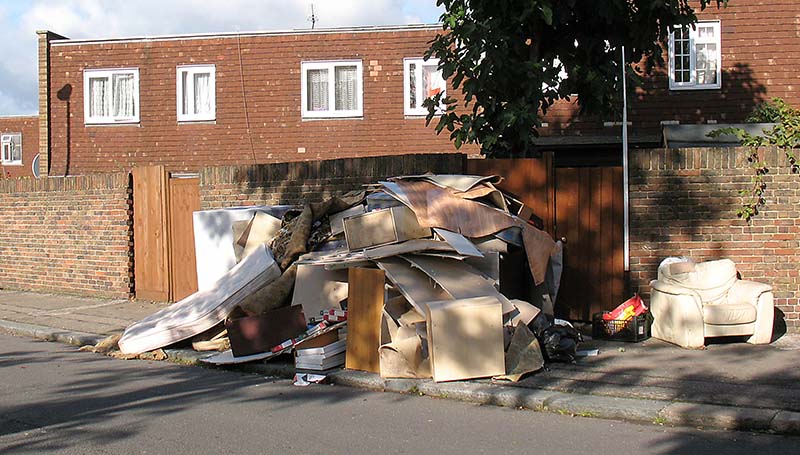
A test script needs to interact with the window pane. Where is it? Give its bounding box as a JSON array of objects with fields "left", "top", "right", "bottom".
[
  {"left": 307, "top": 69, "right": 329, "bottom": 111},
  {"left": 409, "top": 63, "right": 417, "bottom": 109},
  {"left": 89, "top": 77, "right": 108, "bottom": 117},
  {"left": 335, "top": 65, "right": 358, "bottom": 111},
  {"left": 181, "top": 72, "right": 189, "bottom": 115},
  {"left": 112, "top": 73, "right": 135, "bottom": 118},
  {"left": 1, "top": 142, "right": 9, "bottom": 162},
  {"left": 12, "top": 137, "right": 21, "bottom": 161},
  {"left": 194, "top": 72, "right": 212, "bottom": 115},
  {"left": 423, "top": 65, "right": 445, "bottom": 99}
]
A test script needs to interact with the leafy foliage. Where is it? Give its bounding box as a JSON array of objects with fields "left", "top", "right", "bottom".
[
  {"left": 708, "top": 98, "right": 800, "bottom": 221},
  {"left": 746, "top": 99, "right": 785, "bottom": 123},
  {"left": 424, "top": 0, "right": 727, "bottom": 157}
]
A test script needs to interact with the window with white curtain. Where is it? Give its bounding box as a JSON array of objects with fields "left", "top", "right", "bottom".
[
  {"left": 83, "top": 68, "right": 140, "bottom": 124},
  {"left": 301, "top": 61, "right": 363, "bottom": 118},
  {"left": 177, "top": 65, "right": 216, "bottom": 122},
  {"left": 1, "top": 133, "right": 22, "bottom": 165},
  {"left": 403, "top": 58, "right": 446, "bottom": 116},
  {"left": 669, "top": 21, "right": 721, "bottom": 90}
]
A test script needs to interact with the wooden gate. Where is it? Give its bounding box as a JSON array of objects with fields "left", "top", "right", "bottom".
[
  {"left": 554, "top": 166, "right": 625, "bottom": 321},
  {"left": 467, "top": 156, "right": 625, "bottom": 321},
  {"left": 132, "top": 166, "right": 200, "bottom": 302}
]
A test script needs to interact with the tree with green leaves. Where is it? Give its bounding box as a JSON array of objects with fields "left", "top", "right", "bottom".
[{"left": 424, "top": 0, "right": 728, "bottom": 157}]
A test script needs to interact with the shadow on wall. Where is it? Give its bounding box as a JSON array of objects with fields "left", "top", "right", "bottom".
[{"left": 56, "top": 84, "right": 73, "bottom": 177}]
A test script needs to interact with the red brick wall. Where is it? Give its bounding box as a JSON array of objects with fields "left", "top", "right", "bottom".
[
  {"left": 200, "top": 153, "right": 465, "bottom": 209},
  {"left": 0, "top": 174, "right": 133, "bottom": 298},
  {"left": 629, "top": 147, "right": 800, "bottom": 330},
  {"left": 0, "top": 116, "right": 38, "bottom": 179},
  {"left": 542, "top": 0, "right": 800, "bottom": 140},
  {"left": 47, "top": 27, "right": 465, "bottom": 176}
]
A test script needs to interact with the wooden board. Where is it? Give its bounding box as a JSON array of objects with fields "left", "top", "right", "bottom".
[
  {"left": 133, "top": 166, "right": 170, "bottom": 301},
  {"left": 168, "top": 177, "right": 200, "bottom": 301},
  {"left": 425, "top": 296, "right": 505, "bottom": 382},
  {"left": 345, "top": 267, "right": 386, "bottom": 373}
]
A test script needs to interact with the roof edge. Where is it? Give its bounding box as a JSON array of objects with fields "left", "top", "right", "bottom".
[{"left": 49, "top": 23, "right": 442, "bottom": 47}]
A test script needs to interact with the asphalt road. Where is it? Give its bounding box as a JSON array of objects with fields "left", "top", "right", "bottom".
[{"left": 1, "top": 334, "right": 797, "bottom": 454}]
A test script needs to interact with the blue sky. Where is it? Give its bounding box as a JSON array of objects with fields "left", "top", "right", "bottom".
[{"left": 0, "top": 0, "right": 443, "bottom": 115}]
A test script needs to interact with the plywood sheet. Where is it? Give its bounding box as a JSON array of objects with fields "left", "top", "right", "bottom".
[
  {"left": 400, "top": 255, "right": 514, "bottom": 314},
  {"left": 119, "top": 245, "right": 281, "bottom": 354},
  {"left": 345, "top": 267, "right": 386, "bottom": 373},
  {"left": 329, "top": 205, "right": 366, "bottom": 236},
  {"left": 133, "top": 165, "right": 170, "bottom": 301},
  {"left": 434, "top": 228, "right": 484, "bottom": 258},
  {"left": 168, "top": 176, "right": 201, "bottom": 301},
  {"left": 375, "top": 257, "right": 452, "bottom": 314},
  {"left": 425, "top": 296, "right": 505, "bottom": 382},
  {"left": 291, "top": 264, "right": 349, "bottom": 323},
  {"left": 226, "top": 305, "right": 307, "bottom": 357},
  {"left": 235, "top": 212, "right": 281, "bottom": 262},
  {"left": 364, "top": 239, "right": 460, "bottom": 260}
]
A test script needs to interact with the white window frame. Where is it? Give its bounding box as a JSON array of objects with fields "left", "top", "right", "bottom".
[
  {"left": 403, "top": 57, "right": 446, "bottom": 116},
  {"left": 83, "top": 68, "right": 140, "bottom": 124},
  {"left": 301, "top": 60, "right": 363, "bottom": 119},
  {"left": 176, "top": 64, "right": 216, "bottom": 122},
  {"left": 1, "top": 133, "right": 22, "bottom": 166},
  {"left": 668, "top": 21, "right": 722, "bottom": 90}
]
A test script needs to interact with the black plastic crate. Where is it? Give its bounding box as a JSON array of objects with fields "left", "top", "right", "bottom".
[{"left": 592, "top": 311, "right": 651, "bottom": 342}]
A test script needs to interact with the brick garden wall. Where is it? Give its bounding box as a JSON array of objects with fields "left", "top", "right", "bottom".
[
  {"left": 629, "top": 146, "right": 800, "bottom": 330},
  {"left": 199, "top": 153, "right": 465, "bottom": 209},
  {"left": 0, "top": 174, "right": 133, "bottom": 298}
]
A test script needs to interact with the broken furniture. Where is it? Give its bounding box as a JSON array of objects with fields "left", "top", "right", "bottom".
[{"left": 649, "top": 258, "right": 774, "bottom": 348}]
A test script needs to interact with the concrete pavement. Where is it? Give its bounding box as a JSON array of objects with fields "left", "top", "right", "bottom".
[{"left": 1, "top": 289, "right": 799, "bottom": 435}]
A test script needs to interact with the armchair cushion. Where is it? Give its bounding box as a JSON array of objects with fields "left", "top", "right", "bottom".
[
  {"left": 703, "top": 302, "right": 757, "bottom": 325},
  {"left": 658, "top": 259, "right": 738, "bottom": 304}
]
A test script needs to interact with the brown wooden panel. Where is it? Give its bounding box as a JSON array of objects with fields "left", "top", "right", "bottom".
[
  {"left": 132, "top": 166, "right": 170, "bottom": 302},
  {"left": 555, "top": 166, "right": 624, "bottom": 321},
  {"left": 345, "top": 267, "right": 385, "bottom": 373},
  {"left": 466, "top": 156, "right": 554, "bottom": 234},
  {"left": 168, "top": 177, "right": 200, "bottom": 301}
]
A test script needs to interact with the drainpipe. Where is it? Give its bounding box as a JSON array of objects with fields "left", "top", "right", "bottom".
[{"left": 621, "top": 46, "right": 630, "bottom": 272}]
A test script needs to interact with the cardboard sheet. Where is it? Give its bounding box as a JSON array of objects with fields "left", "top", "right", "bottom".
[
  {"left": 400, "top": 255, "right": 514, "bottom": 314},
  {"left": 364, "top": 239, "right": 471, "bottom": 260},
  {"left": 345, "top": 268, "right": 385, "bottom": 373},
  {"left": 508, "top": 299, "right": 542, "bottom": 327},
  {"left": 119, "top": 245, "right": 281, "bottom": 355},
  {"left": 379, "top": 335, "right": 427, "bottom": 379},
  {"left": 199, "top": 348, "right": 283, "bottom": 365},
  {"left": 465, "top": 251, "right": 500, "bottom": 287},
  {"left": 494, "top": 323, "right": 544, "bottom": 382},
  {"left": 425, "top": 296, "right": 505, "bottom": 382},
  {"left": 290, "top": 264, "right": 349, "bottom": 324},
  {"left": 376, "top": 257, "right": 453, "bottom": 314}
]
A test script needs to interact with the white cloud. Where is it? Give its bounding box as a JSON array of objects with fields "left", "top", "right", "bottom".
[{"left": 0, "top": 0, "right": 442, "bottom": 115}]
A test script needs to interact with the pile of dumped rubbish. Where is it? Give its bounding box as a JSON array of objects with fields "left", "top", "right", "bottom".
[{"left": 116, "top": 174, "right": 583, "bottom": 382}]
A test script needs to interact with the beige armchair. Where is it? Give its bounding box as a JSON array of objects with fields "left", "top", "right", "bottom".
[{"left": 649, "top": 259, "right": 773, "bottom": 348}]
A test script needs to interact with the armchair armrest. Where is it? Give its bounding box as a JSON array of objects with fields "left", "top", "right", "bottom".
[
  {"left": 728, "top": 280, "right": 772, "bottom": 305},
  {"left": 649, "top": 280, "right": 705, "bottom": 348}
]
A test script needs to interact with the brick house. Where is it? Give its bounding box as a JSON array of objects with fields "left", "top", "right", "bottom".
[{"left": 0, "top": 115, "right": 38, "bottom": 179}]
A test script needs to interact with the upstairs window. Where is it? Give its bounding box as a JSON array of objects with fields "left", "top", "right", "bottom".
[
  {"left": 1, "top": 133, "right": 22, "bottom": 165},
  {"left": 301, "top": 60, "right": 363, "bottom": 119},
  {"left": 83, "top": 68, "right": 140, "bottom": 124},
  {"left": 404, "top": 57, "right": 446, "bottom": 116},
  {"left": 669, "top": 21, "right": 721, "bottom": 90},
  {"left": 177, "top": 65, "right": 216, "bottom": 122}
]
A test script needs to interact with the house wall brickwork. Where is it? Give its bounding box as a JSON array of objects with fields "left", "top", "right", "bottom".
[
  {"left": 0, "top": 116, "right": 39, "bottom": 179},
  {"left": 46, "top": 26, "right": 464, "bottom": 176},
  {"left": 199, "top": 153, "right": 465, "bottom": 209},
  {"left": 0, "top": 174, "right": 133, "bottom": 298},
  {"left": 629, "top": 146, "right": 800, "bottom": 330},
  {"left": 542, "top": 1, "right": 800, "bottom": 142}
]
